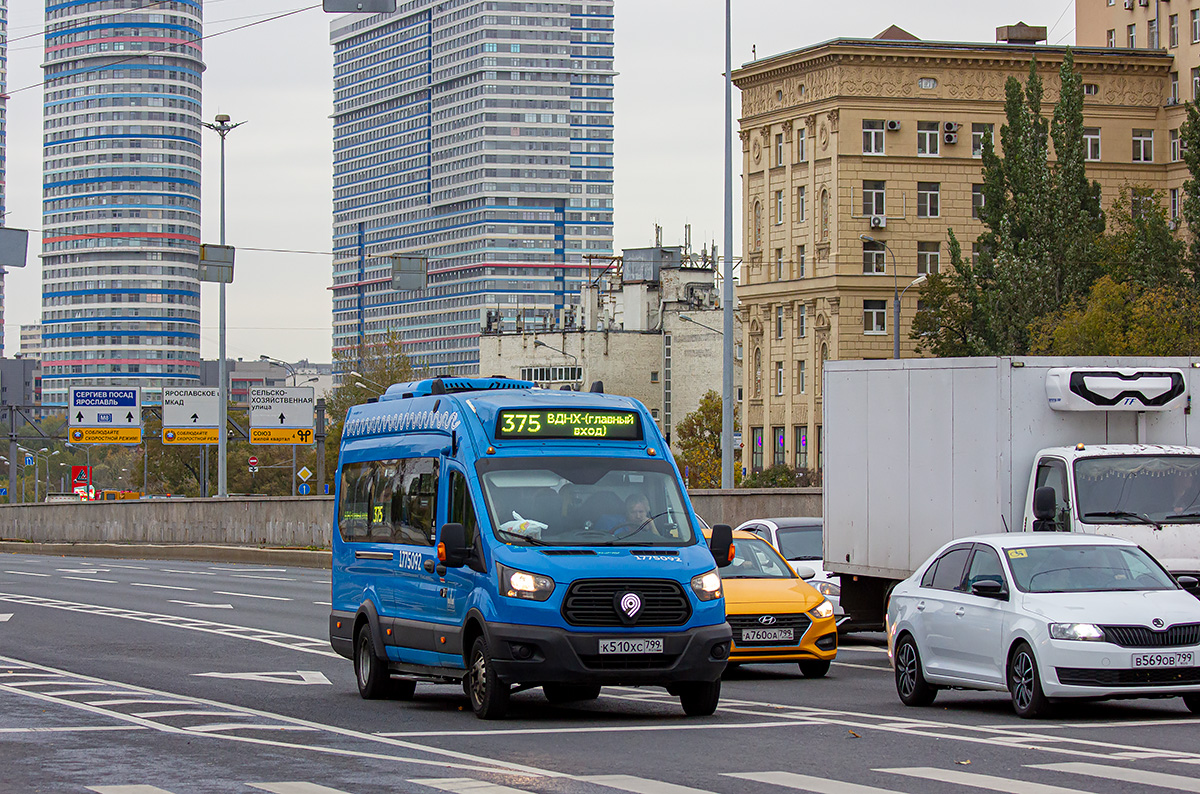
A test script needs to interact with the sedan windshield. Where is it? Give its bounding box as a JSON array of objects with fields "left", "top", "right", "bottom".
[
  {"left": 1076, "top": 455, "right": 1200, "bottom": 525},
  {"left": 776, "top": 525, "right": 822, "bottom": 561},
  {"left": 720, "top": 537, "right": 796, "bottom": 579},
  {"left": 477, "top": 457, "right": 695, "bottom": 547},
  {"left": 1005, "top": 544, "right": 1178, "bottom": 593}
]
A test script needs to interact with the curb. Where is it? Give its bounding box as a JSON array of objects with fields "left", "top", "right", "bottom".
[{"left": 0, "top": 541, "right": 332, "bottom": 569}]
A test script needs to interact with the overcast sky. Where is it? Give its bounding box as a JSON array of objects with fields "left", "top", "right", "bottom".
[{"left": 2, "top": 0, "right": 1076, "bottom": 364}]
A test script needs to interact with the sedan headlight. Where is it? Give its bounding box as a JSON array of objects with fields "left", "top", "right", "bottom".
[
  {"left": 1048, "top": 622, "right": 1106, "bottom": 642},
  {"left": 498, "top": 564, "right": 555, "bottom": 601},
  {"left": 815, "top": 581, "right": 841, "bottom": 597},
  {"left": 690, "top": 570, "right": 723, "bottom": 601},
  {"left": 810, "top": 599, "right": 835, "bottom": 619}
]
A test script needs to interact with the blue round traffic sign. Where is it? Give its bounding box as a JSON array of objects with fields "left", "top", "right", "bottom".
[{"left": 298, "top": 483, "right": 311, "bottom": 495}]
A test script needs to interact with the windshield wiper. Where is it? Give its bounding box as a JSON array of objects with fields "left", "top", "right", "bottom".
[
  {"left": 495, "top": 528, "right": 550, "bottom": 546},
  {"left": 1165, "top": 512, "right": 1200, "bottom": 520},
  {"left": 611, "top": 511, "right": 674, "bottom": 544},
  {"left": 1083, "top": 511, "right": 1162, "bottom": 530}
]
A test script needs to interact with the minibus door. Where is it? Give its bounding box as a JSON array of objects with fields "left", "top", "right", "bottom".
[{"left": 438, "top": 466, "right": 485, "bottom": 660}]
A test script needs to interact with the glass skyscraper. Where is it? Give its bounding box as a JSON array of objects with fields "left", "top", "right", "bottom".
[
  {"left": 330, "top": 1, "right": 615, "bottom": 376},
  {"left": 39, "top": 0, "right": 204, "bottom": 405}
]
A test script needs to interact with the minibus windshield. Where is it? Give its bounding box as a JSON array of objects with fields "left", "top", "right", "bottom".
[{"left": 477, "top": 457, "right": 696, "bottom": 546}]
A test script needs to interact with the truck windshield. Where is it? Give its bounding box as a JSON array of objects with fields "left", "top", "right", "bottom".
[
  {"left": 477, "top": 457, "right": 696, "bottom": 547},
  {"left": 1005, "top": 544, "right": 1178, "bottom": 593},
  {"left": 1075, "top": 455, "right": 1200, "bottom": 525}
]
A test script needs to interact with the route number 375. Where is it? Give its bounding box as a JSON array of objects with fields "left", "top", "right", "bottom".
[{"left": 501, "top": 413, "right": 541, "bottom": 434}]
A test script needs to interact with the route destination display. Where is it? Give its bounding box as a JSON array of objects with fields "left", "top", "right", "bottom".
[{"left": 495, "top": 409, "right": 641, "bottom": 440}]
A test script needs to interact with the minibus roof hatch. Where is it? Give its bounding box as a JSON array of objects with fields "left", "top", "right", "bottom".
[{"left": 381, "top": 377, "right": 537, "bottom": 401}]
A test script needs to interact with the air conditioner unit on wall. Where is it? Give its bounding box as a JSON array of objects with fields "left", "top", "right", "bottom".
[
  {"left": 869, "top": 215, "right": 887, "bottom": 229},
  {"left": 1124, "top": 0, "right": 1133, "bottom": 8},
  {"left": 885, "top": 120, "right": 902, "bottom": 132},
  {"left": 944, "top": 132, "right": 958, "bottom": 144}
]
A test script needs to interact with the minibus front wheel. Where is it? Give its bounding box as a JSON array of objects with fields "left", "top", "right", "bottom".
[
  {"left": 465, "top": 635, "right": 510, "bottom": 719},
  {"left": 355, "top": 625, "right": 391, "bottom": 700},
  {"left": 674, "top": 679, "right": 721, "bottom": 717}
]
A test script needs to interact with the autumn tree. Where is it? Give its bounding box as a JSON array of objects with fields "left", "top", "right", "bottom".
[{"left": 672, "top": 390, "right": 739, "bottom": 489}]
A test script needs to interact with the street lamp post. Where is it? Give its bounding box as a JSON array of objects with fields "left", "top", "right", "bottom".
[
  {"left": 678, "top": 313, "right": 723, "bottom": 336},
  {"left": 860, "top": 234, "right": 906, "bottom": 358},
  {"left": 721, "top": 0, "right": 735, "bottom": 490},
  {"left": 201, "top": 113, "right": 245, "bottom": 499}
]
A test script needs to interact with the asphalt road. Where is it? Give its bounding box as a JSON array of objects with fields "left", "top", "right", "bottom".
[{"left": 2, "top": 551, "right": 1199, "bottom": 794}]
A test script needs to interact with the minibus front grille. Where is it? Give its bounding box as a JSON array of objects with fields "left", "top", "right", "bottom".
[
  {"left": 579, "top": 653, "right": 680, "bottom": 670},
  {"left": 561, "top": 579, "right": 692, "bottom": 627}
]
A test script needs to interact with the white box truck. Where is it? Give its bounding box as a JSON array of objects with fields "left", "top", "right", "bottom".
[{"left": 824, "top": 357, "right": 1200, "bottom": 629}]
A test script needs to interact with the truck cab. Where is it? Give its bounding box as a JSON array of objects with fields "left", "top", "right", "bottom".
[
  {"left": 328, "top": 377, "right": 734, "bottom": 719},
  {"left": 1024, "top": 444, "right": 1200, "bottom": 583}
]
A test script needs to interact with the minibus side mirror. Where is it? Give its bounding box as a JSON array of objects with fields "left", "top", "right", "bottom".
[
  {"left": 1031, "top": 486, "right": 1059, "bottom": 531},
  {"left": 710, "top": 524, "right": 734, "bottom": 568},
  {"left": 438, "top": 523, "right": 469, "bottom": 568}
]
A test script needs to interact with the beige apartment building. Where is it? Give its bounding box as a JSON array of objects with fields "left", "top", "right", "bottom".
[{"left": 731, "top": 27, "right": 1174, "bottom": 475}]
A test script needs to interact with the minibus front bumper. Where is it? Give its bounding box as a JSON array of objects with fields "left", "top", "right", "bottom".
[{"left": 487, "top": 621, "right": 732, "bottom": 685}]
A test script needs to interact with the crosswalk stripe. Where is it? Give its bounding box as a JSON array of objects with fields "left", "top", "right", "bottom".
[
  {"left": 877, "top": 767, "right": 1095, "bottom": 794},
  {"left": 409, "top": 778, "right": 536, "bottom": 794},
  {"left": 247, "top": 784, "right": 357, "bottom": 794},
  {"left": 1030, "top": 762, "right": 1200, "bottom": 792},
  {"left": 88, "top": 786, "right": 178, "bottom": 794},
  {"left": 726, "top": 771, "right": 907, "bottom": 793},
  {"left": 578, "top": 774, "right": 719, "bottom": 794}
]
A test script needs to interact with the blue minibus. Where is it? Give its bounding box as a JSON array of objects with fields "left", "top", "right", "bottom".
[{"left": 328, "top": 377, "right": 734, "bottom": 719}]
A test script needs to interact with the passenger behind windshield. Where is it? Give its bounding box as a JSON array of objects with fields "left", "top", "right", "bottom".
[
  {"left": 478, "top": 457, "right": 695, "bottom": 546},
  {"left": 1077, "top": 455, "right": 1200, "bottom": 524},
  {"left": 1005, "top": 544, "right": 1178, "bottom": 593}
]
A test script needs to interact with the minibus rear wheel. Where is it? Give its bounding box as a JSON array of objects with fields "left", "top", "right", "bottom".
[
  {"left": 355, "top": 625, "right": 390, "bottom": 700},
  {"left": 466, "top": 636, "right": 510, "bottom": 719}
]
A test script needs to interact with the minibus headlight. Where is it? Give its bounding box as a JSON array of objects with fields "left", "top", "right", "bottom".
[
  {"left": 810, "top": 599, "right": 835, "bottom": 619},
  {"left": 690, "top": 570, "right": 723, "bottom": 601},
  {"left": 498, "top": 564, "right": 555, "bottom": 601}
]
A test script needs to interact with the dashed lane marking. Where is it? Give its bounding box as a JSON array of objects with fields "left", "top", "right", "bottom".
[
  {"left": 4, "top": 571, "right": 49, "bottom": 577},
  {"left": 62, "top": 576, "right": 117, "bottom": 583},
  {"left": 213, "top": 591, "right": 292, "bottom": 601},
  {"left": 131, "top": 583, "right": 195, "bottom": 592}
]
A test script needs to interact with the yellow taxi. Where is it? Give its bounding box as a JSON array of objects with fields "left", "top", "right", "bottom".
[{"left": 707, "top": 528, "right": 838, "bottom": 676}]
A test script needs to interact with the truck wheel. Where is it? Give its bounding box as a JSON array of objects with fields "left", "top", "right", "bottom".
[
  {"left": 465, "top": 636, "right": 510, "bottom": 720},
  {"left": 894, "top": 634, "right": 937, "bottom": 706},
  {"left": 1009, "top": 641, "right": 1052, "bottom": 719},
  {"left": 354, "top": 625, "right": 390, "bottom": 700},
  {"left": 1183, "top": 694, "right": 1200, "bottom": 714},
  {"left": 678, "top": 680, "right": 721, "bottom": 716},
  {"left": 799, "top": 659, "right": 831, "bottom": 678},
  {"left": 543, "top": 683, "right": 601, "bottom": 704}
]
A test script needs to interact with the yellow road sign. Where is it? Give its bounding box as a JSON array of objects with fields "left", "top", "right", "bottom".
[
  {"left": 68, "top": 427, "right": 143, "bottom": 444},
  {"left": 162, "top": 427, "right": 219, "bottom": 445},
  {"left": 251, "top": 427, "right": 315, "bottom": 445}
]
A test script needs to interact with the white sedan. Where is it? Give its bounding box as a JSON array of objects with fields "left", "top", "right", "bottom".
[
  {"left": 734, "top": 517, "right": 846, "bottom": 626},
  {"left": 887, "top": 533, "right": 1200, "bottom": 718}
]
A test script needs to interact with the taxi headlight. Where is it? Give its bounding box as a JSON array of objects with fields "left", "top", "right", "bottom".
[
  {"left": 690, "top": 570, "right": 723, "bottom": 601},
  {"left": 1048, "top": 622, "right": 1106, "bottom": 642},
  {"left": 498, "top": 564, "right": 555, "bottom": 601},
  {"left": 811, "top": 599, "right": 835, "bottom": 619},
  {"left": 815, "top": 581, "right": 841, "bottom": 597}
]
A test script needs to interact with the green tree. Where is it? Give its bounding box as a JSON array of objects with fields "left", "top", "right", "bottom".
[
  {"left": 672, "top": 390, "right": 739, "bottom": 489},
  {"left": 1179, "top": 101, "right": 1200, "bottom": 269},
  {"left": 1097, "top": 186, "right": 1189, "bottom": 289},
  {"left": 1030, "top": 276, "right": 1200, "bottom": 355},
  {"left": 917, "top": 52, "right": 1104, "bottom": 355}
]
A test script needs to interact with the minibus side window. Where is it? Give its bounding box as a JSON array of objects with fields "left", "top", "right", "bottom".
[
  {"left": 337, "top": 462, "right": 374, "bottom": 542},
  {"left": 387, "top": 458, "right": 439, "bottom": 546},
  {"left": 448, "top": 470, "right": 479, "bottom": 549}
]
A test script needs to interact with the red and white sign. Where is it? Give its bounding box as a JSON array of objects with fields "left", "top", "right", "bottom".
[
  {"left": 71, "top": 465, "right": 92, "bottom": 486},
  {"left": 248, "top": 456, "right": 259, "bottom": 467}
]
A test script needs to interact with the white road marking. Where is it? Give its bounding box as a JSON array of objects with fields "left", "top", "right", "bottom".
[
  {"left": 231, "top": 574, "right": 296, "bottom": 581},
  {"left": 130, "top": 709, "right": 243, "bottom": 719},
  {"left": 208, "top": 566, "right": 287, "bottom": 572},
  {"left": 167, "top": 600, "right": 233, "bottom": 609},
  {"left": 58, "top": 568, "right": 111, "bottom": 573},
  {"left": 879, "top": 767, "right": 1096, "bottom": 794},
  {"left": 89, "top": 786, "right": 177, "bottom": 794},
  {"left": 313, "top": 601, "right": 332, "bottom": 607},
  {"left": 193, "top": 670, "right": 331, "bottom": 686},
  {"left": 377, "top": 718, "right": 827, "bottom": 738},
  {"left": 727, "top": 771, "right": 907, "bottom": 794},
  {"left": 131, "top": 583, "right": 196, "bottom": 592},
  {"left": 578, "top": 774, "right": 719, "bottom": 794},
  {"left": 213, "top": 591, "right": 291, "bottom": 601},
  {"left": 62, "top": 576, "right": 117, "bottom": 583},
  {"left": 839, "top": 645, "right": 890, "bottom": 654},
  {"left": 4, "top": 570, "right": 49, "bottom": 577},
  {"left": 0, "top": 654, "right": 566, "bottom": 778},
  {"left": 86, "top": 699, "right": 191, "bottom": 707},
  {"left": 160, "top": 569, "right": 216, "bottom": 576},
  {"left": 410, "top": 779, "right": 535, "bottom": 794},
  {"left": 832, "top": 661, "right": 890, "bottom": 672},
  {"left": 0, "top": 725, "right": 147, "bottom": 734},
  {"left": 0, "top": 613, "right": 10, "bottom": 622},
  {"left": 1031, "top": 762, "right": 1200, "bottom": 791},
  {"left": 248, "top": 783, "right": 358, "bottom": 794}
]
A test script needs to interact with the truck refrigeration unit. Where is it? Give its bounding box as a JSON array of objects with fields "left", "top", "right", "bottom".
[{"left": 824, "top": 357, "right": 1200, "bottom": 629}]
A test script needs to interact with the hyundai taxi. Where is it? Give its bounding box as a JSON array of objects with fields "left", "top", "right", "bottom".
[{"left": 709, "top": 529, "right": 838, "bottom": 676}]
